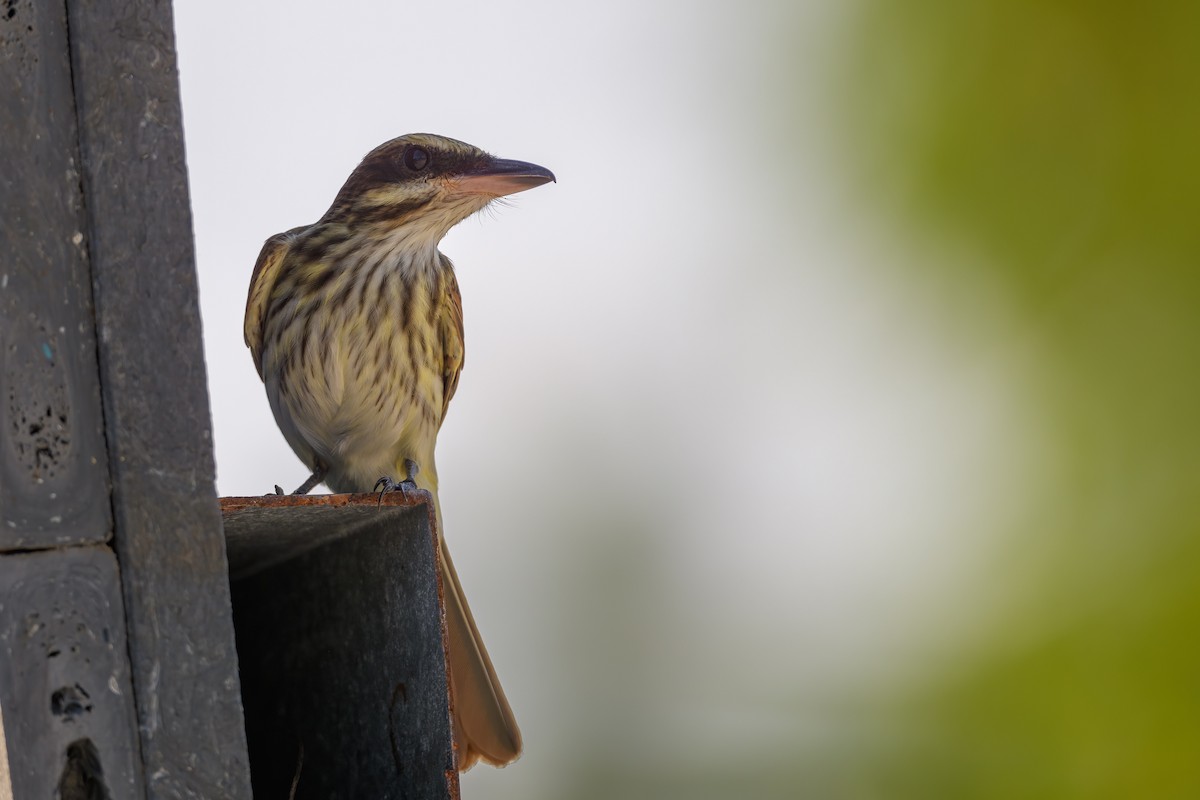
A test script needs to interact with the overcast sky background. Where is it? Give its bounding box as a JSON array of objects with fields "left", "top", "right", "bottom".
[{"left": 172, "top": 2, "right": 1076, "bottom": 797}]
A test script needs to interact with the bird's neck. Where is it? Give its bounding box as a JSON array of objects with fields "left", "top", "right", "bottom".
[
  {"left": 314, "top": 218, "right": 451, "bottom": 284},
  {"left": 372, "top": 225, "right": 447, "bottom": 280}
]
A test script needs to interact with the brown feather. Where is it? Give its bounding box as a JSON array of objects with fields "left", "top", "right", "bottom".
[
  {"left": 244, "top": 228, "right": 301, "bottom": 376},
  {"left": 438, "top": 256, "right": 465, "bottom": 426}
]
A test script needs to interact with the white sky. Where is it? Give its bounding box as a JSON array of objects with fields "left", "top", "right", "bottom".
[{"left": 175, "top": 1, "right": 1047, "bottom": 795}]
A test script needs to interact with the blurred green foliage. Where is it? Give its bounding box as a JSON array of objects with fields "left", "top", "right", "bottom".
[{"left": 831, "top": 1, "right": 1200, "bottom": 795}]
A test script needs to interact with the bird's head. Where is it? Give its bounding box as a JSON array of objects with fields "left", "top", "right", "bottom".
[{"left": 323, "top": 133, "right": 555, "bottom": 245}]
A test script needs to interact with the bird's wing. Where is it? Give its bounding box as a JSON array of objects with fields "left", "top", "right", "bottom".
[
  {"left": 439, "top": 264, "right": 465, "bottom": 427},
  {"left": 244, "top": 230, "right": 298, "bottom": 377}
]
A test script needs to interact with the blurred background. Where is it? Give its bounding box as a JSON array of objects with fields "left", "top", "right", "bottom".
[{"left": 174, "top": 0, "right": 1200, "bottom": 797}]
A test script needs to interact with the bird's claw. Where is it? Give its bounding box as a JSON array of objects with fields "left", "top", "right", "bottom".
[{"left": 374, "top": 460, "right": 421, "bottom": 507}]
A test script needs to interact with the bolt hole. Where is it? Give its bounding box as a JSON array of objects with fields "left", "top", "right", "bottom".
[{"left": 51, "top": 685, "right": 93, "bottom": 721}]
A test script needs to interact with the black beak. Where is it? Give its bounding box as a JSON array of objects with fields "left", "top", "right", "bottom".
[{"left": 456, "top": 157, "right": 556, "bottom": 197}]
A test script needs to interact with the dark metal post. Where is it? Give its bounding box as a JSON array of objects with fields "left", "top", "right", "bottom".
[{"left": 223, "top": 493, "right": 460, "bottom": 800}]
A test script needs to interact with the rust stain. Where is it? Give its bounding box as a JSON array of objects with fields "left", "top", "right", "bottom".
[
  {"left": 219, "top": 490, "right": 431, "bottom": 515},
  {"left": 445, "top": 766, "right": 462, "bottom": 800}
]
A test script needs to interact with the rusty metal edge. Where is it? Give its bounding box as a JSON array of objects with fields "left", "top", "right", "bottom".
[{"left": 219, "top": 491, "right": 430, "bottom": 513}]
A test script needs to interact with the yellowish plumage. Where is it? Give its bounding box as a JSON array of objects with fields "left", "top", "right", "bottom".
[{"left": 244, "top": 133, "right": 553, "bottom": 770}]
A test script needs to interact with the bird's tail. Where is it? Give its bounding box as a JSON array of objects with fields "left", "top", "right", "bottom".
[{"left": 438, "top": 539, "right": 523, "bottom": 769}]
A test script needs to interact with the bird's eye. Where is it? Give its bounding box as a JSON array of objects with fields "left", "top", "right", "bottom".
[{"left": 404, "top": 146, "right": 430, "bottom": 172}]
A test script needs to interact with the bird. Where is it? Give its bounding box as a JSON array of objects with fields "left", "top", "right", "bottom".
[{"left": 243, "top": 133, "right": 554, "bottom": 770}]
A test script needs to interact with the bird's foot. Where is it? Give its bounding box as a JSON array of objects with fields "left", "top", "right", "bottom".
[
  {"left": 373, "top": 459, "right": 421, "bottom": 507},
  {"left": 292, "top": 463, "right": 329, "bottom": 495}
]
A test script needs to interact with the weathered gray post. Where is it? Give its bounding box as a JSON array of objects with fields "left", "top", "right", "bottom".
[{"left": 1, "top": 0, "right": 251, "bottom": 796}]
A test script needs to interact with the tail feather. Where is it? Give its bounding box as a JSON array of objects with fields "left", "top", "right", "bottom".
[{"left": 439, "top": 542, "right": 522, "bottom": 770}]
